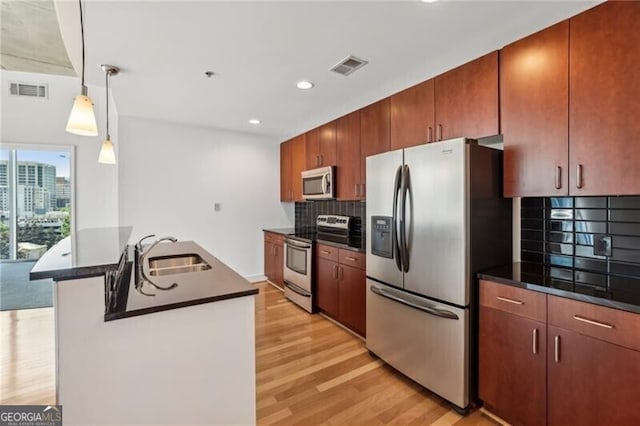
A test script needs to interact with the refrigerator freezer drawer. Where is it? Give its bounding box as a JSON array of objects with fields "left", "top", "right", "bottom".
[{"left": 366, "top": 279, "right": 469, "bottom": 410}]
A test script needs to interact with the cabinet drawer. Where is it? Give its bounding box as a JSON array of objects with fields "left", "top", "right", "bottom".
[
  {"left": 317, "top": 244, "right": 339, "bottom": 262},
  {"left": 338, "top": 249, "right": 365, "bottom": 270},
  {"left": 548, "top": 295, "right": 640, "bottom": 352},
  {"left": 264, "top": 232, "right": 284, "bottom": 244},
  {"left": 480, "top": 280, "right": 546, "bottom": 322}
]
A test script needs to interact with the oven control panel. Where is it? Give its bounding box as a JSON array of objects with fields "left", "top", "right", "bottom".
[{"left": 317, "top": 215, "right": 351, "bottom": 229}]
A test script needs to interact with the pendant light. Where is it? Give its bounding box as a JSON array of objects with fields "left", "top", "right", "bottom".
[
  {"left": 98, "top": 65, "right": 119, "bottom": 164},
  {"left": 66, "top": 0, "right": 98, "bottom": 136}
]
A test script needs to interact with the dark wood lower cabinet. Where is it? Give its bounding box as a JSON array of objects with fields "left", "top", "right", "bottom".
[
  {"left": 316, "top": 257, "right": 339, "bottom": 318},
  {"left": 264, "top": 233, "right": 284, "bottom": 289},
  {"left": 547, "top": 325, "right": 640, "bottom": 426},
  {"left": 480, "top": 280, "right": 640, "bottom": 425},
  {"left": 315, "top": 244, "right": 366, "bottom": 336},
  {"left": 338, "top": 265, "right": 366, "bottom": 336},
  {"left": 479, "top": 306, "right": 546, "bottom": 426}
]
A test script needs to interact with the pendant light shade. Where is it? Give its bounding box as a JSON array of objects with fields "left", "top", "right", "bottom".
[
  {"left": 66, "top": 0, "right": 98, "bottom": 136},
  {"left": 99, "top": 64, "right": 119, "bottom": 165},
  {"left": 98, "top": 137, "right": 116, "bottom": 164},
  {"left": 66, "top": 91, "right": 98, "bottom": 136}
]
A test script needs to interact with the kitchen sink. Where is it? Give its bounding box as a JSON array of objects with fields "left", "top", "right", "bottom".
[{"left": 148, "top": 253, "right": 211, "bottom": 276}]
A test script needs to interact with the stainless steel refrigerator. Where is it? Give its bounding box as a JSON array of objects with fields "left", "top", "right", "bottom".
[{"left": 366, "top": 137, "right": 511, "bottom": 412}]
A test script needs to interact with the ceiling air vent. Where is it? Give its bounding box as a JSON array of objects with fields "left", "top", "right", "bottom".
[
  {"left": 330, "top": 55, "right": 368, "bottom": 76},
  {"left": 9, "top": 82, "right": 48, "bottom": 99}
]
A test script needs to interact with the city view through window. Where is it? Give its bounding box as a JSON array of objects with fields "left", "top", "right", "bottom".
[{"left": 1, "top": 149, "right": 72, "bottom": 261}]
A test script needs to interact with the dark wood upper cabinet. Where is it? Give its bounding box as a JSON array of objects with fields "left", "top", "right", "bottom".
[
  {"left": 280, "top": 135, "right": 306, "bottom": 202},
  {"left": 435, "top": 51, "right": 499, "bottom": 141},
  {"left": 390, "top": 79, "right": 435, "bottom": 150},
  {"left": 304, "top": 127, "right": 320, "bottom": 170},
  {"left": 569, "top": 1, "right": 640, "bottom": 195},
  {"left": 279, "top": 141, "right": 291, "bottom": 202},
  {"left": 360, "top": 98, "right": 390, "bottom": 199},
  {"left": 502, "top": 21, "right": 569, "bottom": 197},
  {"left": 336, "top": 111, "right": 361, "bottom": 200},
  {"left": 305, "top": 122, "right": 337, "bottom": 170},
  {"left": 290, "top": 134, "right": 306, "bottom": 201}
]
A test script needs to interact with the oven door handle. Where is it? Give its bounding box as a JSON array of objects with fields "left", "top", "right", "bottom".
[
  {"left": 285, "top": 239, "right": 312, "bottom": 249},
  {"left": 284, "top": 281, "right": 312, "bottom": 297}
]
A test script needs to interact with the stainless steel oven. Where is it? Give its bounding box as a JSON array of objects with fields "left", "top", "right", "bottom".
[{"left": 284, "top": 238, "right": 313, "bottom": 312}]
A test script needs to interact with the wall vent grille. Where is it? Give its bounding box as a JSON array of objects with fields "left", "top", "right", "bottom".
[
  {"left": 9, "top": 82, "right": 48, "bottom": 99},
  {"left": 330, "top": 55, "right": 368, "bottom": 76}
]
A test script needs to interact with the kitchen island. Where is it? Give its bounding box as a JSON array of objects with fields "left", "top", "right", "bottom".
[{"left": 30, "top": 227, "right": 258, "bottom": 425}]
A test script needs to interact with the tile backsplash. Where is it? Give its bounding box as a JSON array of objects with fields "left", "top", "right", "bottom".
[
  {"left": 521, "top": 196, "right": 640, "bottom": 303},
  {"left": 294, "top": 200, "right": 365, "bottom": 234}
]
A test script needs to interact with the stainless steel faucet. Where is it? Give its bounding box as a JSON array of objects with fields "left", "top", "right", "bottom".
[{"left": 135, "top": 234, "right": 179, "bottom": 296}]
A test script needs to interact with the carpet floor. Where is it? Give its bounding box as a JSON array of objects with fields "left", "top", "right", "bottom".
[{"left": 0, "top": 261, "right": 53, "bottom": 311}]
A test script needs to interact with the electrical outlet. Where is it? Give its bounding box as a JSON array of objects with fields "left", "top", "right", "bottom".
[
  {"left": 594, "top": 234, "right": 612, "bottom": 257},
  {"left": 214, "top": 203, "right": 221, "bottom": 212}
]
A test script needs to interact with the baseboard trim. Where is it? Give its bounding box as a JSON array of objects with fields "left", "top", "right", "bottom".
[
  {"left": 245, "top": 274, "right": 267, "bottom": 283},
  {"left": 479, "top": 407, "right": 510, "bottom": 425}
]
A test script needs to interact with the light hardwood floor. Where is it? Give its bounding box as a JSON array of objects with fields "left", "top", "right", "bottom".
[{"left": 1, "top": 281, "right": 498, "bottom": 425}]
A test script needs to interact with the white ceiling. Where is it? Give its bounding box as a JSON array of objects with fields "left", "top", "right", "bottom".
[{"left": 64, "top": 1, "right": 601, "bottom": 141}]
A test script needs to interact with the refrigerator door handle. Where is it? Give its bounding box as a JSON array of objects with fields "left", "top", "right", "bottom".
[
  {"left": 370, "top": 284, "right": 459, "bottom": 320},
  {"left": 392, "top": 165, "right": 403, "bottom": 272},
  {"left": 401, "top": 164, "right": 411, "bottom": 273}
]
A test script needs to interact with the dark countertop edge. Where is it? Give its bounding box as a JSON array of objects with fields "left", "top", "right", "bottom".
[
  {"left": 263, "top": 228, "right": 296, "bottom": 235},
  {"left": 315, "top": 238, "right": 365, "bottom": 253},
  {"left": 30, "top": 263, "right": 120, "bottom": 282},
  {"left": 478, "top": 272, "right": 640, "bottom": 315},
  {"left": 104, "top": 287, "right": 259, "bottom": 321}
]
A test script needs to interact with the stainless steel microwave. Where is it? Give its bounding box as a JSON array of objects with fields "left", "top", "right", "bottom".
[{"left": 301, "top": 166, "right": 335, "bottom": 200}]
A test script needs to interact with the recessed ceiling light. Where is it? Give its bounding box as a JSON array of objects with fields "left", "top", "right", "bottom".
[
  {"left": 420, "top": 0, "right": 439, "bottom": 3},
  {"left": 296, "top": 80, "right": 314, "bottom": 90},
  {"left": 249, "top": 119, "right": 261, "bottom": 125}
]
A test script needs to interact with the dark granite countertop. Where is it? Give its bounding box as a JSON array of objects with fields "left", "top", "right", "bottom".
[
  {"left": 315, "top": 238, "right": 365, "bottom": 253},
  {"left": 30, "top": 226, "right": 133, "bottom": 281},
  {"left": 105, "top": 240, "right": 258, "bottom": 321},
  {"left": 479, "top": 262, "right": 640, "bottom": 315}
]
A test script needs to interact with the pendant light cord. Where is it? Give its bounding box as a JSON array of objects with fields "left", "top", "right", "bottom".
[{"left": 79, "top": 0, "right": 86, "bottom": 88}]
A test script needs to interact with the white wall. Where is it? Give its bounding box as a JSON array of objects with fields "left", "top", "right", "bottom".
[
  {"left": 118, "top": 116, "right": 293, "bottom": 280},
  {"left": 1, "top": 70, "right": 119, "bottom": 230}
]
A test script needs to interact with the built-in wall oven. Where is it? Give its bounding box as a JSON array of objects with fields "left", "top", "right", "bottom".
[{"left": 284, "top": 238, "right": 313, "bottom": 313}]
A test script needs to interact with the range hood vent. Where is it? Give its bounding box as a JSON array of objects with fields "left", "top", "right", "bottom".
[
  {"left": 330, "top": 55, "right": 368, "bottom": 76},
  {"left": 9, "top": 82, "right": 48, "bottom": 99}
]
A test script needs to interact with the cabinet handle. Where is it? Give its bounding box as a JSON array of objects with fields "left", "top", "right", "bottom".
[
  {"left": 496, "top": 296, "right": 524, "bottom": 305},
  {"left": 333, "top": 265, "right": 338, "bottom": 279},
  {"left": 532, "top": 328, "right": 539, "bottom": 354},
  {"left": 345, "top": 256, "right": 357, "bottom": 262},
  {"left": 316, "top": 155, "right": 320, "bottom": 167},
  {"left": 573, "top": 315, "right": 614, "bottom": 329},
  {"left": 320, "top": 154, "right": 323, "bottom": 166},
  {"left": 428, "top": 126, "right": 433, "bottom": 143},
  {"left": 555, "top": 166, "right": 562, "bottom": 190},
  {"left": 339, "top": 266, "right": 344, "bottom": 280},
  {"left": 320, "top": 250, "right": 331, "bottom": 255},
  {"left": 576, "top": 164, "right": 583, "bottom": 189},
  {"left": 437, "top": 124, "right": 443, "bottom": 141},
  {"left": 554, "top": 335, "right": 561, "bottom": 363}
]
